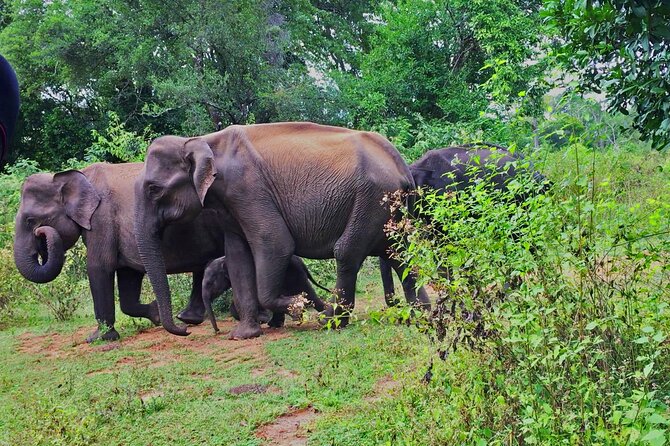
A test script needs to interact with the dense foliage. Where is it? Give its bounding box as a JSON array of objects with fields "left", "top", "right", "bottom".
[
  {"left": 545, "top": 0, "right": 670, "bottom": 149},
  {"left": 384, "top": 146, "right": 670, "bottom": 444}
]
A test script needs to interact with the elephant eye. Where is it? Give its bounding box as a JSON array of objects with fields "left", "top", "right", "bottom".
[
  {"left": 25, "top": 217, "right": 36, "bottom": 228},
  {"left": 147, "top": 184, "right": 163, "bottom": 199}
]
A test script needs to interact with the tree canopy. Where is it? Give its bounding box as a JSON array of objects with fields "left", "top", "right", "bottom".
[
  {"left": 0, "top": 0, "right": 668, "bottom": 168},
  {"left": 545, "top": 0, "right": 670, "bottom": 148}
]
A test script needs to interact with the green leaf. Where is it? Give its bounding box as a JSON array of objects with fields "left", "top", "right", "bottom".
[
  {"left": 641, "top": 429, "right": 665, "bottom": 446},
  {"left": 646, "top": 413, "right": 670, "bottom": 426}
]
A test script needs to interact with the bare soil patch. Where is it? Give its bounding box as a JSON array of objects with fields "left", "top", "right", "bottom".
[
  {"left": 367, "top": 375, "right": 401, "bottom": 402},
  {"left": 228, "top": 383, "right": 272, "bottom": 395},
  {"left": 16, "top": 327, "right": 91, "bottom": 359},
  {"left": 256, "top": 406, "right": 319, "bottom": 446},
  {"left": 17, "top": 317, "right": 314, "bottom": 375}
]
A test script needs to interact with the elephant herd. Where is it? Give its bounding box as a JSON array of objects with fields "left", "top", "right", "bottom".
[{"left": 13, "top": 122, "right": 543, "bottom": 342}]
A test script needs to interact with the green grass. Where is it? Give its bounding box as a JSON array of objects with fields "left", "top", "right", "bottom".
[{"left": 0, "top": 262, "right": 433, "bottom": 446}]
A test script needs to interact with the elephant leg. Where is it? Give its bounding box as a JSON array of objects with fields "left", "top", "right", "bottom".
[
  {"left": 320, "top": 200, "right": 381, "bottom": 327},
  {"left": 177, "top": 270, "right": 205, "bottom": 325},
  {"left": 251, "top": 226, "right": 296, "bottom": 315},
  {"left": 87, "top": 267, "right": 119, "bottom": 342},
  {"left": 379, "top": 256, "right": 399, "bottom": 306},
  {"left": 388, "top": 258, "right": 431, "bottom": 310},
  {"left": 117, "top": 268, "right": 160, "bottom": 325},
  {"left": 267, "top": 312, "right": 286, "bottom": 328},
  {"left": 319, "top": 257, "right": 362, "bottom": 328},
  {"left": 225, "top": 232, "right": 262, "bottom": 340},
  {"left": 229, "top": 299, "right": 275, "bottom": 325}
]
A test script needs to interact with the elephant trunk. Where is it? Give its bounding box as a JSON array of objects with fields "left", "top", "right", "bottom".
[
  {"left": 13, "top": 225, "right": 65, "bottom": 283},
  {"left": 134, "top": 202, "right": 188, "bottom": 336}
]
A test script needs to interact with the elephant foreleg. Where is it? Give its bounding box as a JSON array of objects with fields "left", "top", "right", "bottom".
[
  {"left": 87, "top": 266, "right": 118, "bottom": 342},
  {"left": 117, "top": 268, "right": 160, "bottom": 325},
  {"left": 225, "top": 231, "right": 262, "bottom": 340},
  {"left": 248, "top": 223, "right": 296, "bottom": 316}
]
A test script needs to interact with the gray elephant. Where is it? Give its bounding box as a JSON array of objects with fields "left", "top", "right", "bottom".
[
  {"left": 380, "top": 143, "right": 550, "bottom": 300},
  {"left": 202, "top": 255, "right": 330, "bottom": 332},
  {"left": 13, "top": 163, "right": 225, "bottom": 342},
  {"left": 134, "top": 122, "right": 430, "bottom": 339}
]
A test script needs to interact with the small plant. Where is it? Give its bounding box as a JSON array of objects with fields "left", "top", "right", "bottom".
[{"left": 86, "top": 112, "right": 156, "bottom": 163}]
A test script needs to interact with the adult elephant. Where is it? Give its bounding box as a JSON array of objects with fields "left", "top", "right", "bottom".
[
  {"left": 13, "top": 163, "right": 225, "bottom": 342},
  {"left": 0, "top": 54, "right": 20, "bottom": 166},
  {"left": 380, "top": 144, "right": 549, "bottom": 300},
  {"left": 135, "top": 122, "right": 429, "bottom": 339}
]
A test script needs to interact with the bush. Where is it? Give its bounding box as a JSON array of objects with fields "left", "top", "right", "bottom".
[{"left": 386, "top": 144, "right": 670, "bottom": 444}]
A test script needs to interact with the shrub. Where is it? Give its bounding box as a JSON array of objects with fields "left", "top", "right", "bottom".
[{"left": 386, "top": 144, "right": 670, "bottom": 444}]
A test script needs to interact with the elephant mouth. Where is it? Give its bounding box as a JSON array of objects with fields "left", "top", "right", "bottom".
[{"left": 34, "top": 228, "right": 51, "bottom": 266}]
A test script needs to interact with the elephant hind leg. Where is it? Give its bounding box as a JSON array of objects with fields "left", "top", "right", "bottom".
[
  {"left": 379, "top": 256, "right": 399, "bottom": 306},
  {"left": 325, "top": 196, "right": 386, "bottom": 325},
  {"left": 117, "top": 268, "right": 160, "bottom": 325},
  {"left": 387, "top": 258, "right": 431, "bottom": 310}
]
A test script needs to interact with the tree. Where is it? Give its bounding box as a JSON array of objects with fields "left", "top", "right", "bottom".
[
  {"left": 0, "top": 0, "right": 346, "bottom": 168},
  {"left": 336, "top": 0, "right": 545, "bottom": 131},
  {"left": 544, "top": 0, "right": 670, "bottom": 149}
]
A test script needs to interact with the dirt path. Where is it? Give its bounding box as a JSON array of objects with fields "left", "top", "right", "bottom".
[
  {"left": 256, "top": 406, "right": 319, "bottom": 446},
  {"left": 16, "top": 319, "right": 306, "bottom": 369}
]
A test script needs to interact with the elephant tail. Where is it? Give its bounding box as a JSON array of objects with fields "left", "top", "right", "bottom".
[{"left": 302, "top": 265, "right": 332, "bottom": 295}]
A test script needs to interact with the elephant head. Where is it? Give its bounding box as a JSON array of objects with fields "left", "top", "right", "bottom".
[
  {"left": 134, "top": 136, "right": 216, "bottom": 336},
  {"left": 14, "top": 170, "right": 101, "bottom": 283}
]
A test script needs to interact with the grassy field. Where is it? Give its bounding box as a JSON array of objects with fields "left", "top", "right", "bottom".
[{"left": 0, "top": 261, "right": 437, "bottom": 446}]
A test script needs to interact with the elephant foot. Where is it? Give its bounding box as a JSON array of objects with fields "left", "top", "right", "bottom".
[
  {"left": 259, "top": 309, "right": 274, "bottom": 325},
  {"left": 147, "top": 302, "right": 161, "bottom": 326},
  {"left": 267, "top": 312, "right": 286, "bottom": 328},
  {"left": 177, "top": 308, "right": 205, "bottom": 325},
  {"left": 384, "top": 293, "right": 400, "bottom": 307},
  {"left": 86, "top": 327, "right": 120, "bottom": 343},
  {"left": 317, "top": 304, "right": 350, "bottom": 329},
  {"left": 228, "top": 321, "right": 262, "bottom": 340}
]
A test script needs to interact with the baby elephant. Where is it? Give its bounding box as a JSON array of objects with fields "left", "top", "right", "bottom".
[{"left": 202, "top": 256, "right": 330, "bottom": 332}]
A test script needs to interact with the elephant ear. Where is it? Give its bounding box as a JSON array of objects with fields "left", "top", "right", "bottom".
[
  {"left": 185, "top": 138, "right": 217, "bottom": 206},
  {"left": 54, "top": 170, "right": 102, "bottom": 230},
  {"left": 411, "top": 168, "right": 434, "bottom": 188}
]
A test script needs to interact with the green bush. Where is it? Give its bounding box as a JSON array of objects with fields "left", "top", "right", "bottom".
[{"left": 385, "top": 144, "right": 670, "bottom": 444}]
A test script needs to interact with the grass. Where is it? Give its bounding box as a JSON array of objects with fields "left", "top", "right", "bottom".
[{"left": 0, "top": 260, "right": 432, "bottom": 446}]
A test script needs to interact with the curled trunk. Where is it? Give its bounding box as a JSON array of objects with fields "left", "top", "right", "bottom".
[
  {"left": 14, "top": 226, "right": 65, "bottom": 283},
  {"left": 134, "top": 203, "right": 188, "bottom": 336}
]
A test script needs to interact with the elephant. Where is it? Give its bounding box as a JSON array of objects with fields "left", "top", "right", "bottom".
[
  {"left": 202, "top": 255, "right": 330, "bottom": 333},
  {"left": 134, "top": 121, "right": 430, "bottom": 339},
  {"left": 0, "top": 54, "right": 19, "bottom": 166},
  {"left": 380, "top": 143, "right": 550, "bottom": 300},
  {"left": 13, "top": 162, "right": 226, "bottom": 342}
]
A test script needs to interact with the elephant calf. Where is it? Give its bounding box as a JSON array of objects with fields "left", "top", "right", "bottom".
[
  {"left": 14, "top": 163, "right": 226, "bottom": 342},
  {"left": 202, "top": 255, "right": 330, "bottom": 333}
]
